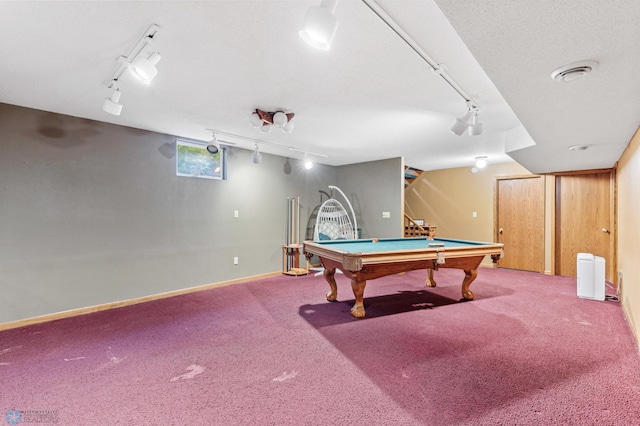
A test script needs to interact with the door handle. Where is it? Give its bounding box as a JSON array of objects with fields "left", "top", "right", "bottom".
[
  {"left": 602, "top": 228, "right": 610, "bottom": 234},
  {"left": 499, "top": 228, "right": 504, "bottom": 234}
]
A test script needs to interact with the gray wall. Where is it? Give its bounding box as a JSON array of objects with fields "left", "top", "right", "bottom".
[
  {"left": 336, "top": 158, "right": 404, "bottom": 238},
  {"left": 0, "top": 103, "right": 403, "bottom": 323}
]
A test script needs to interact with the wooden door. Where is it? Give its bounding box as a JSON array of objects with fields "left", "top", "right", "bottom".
[
  {"left": 495, "top": 176, "right": 545, "bottom": 272},
  {"left": 555, "top": 172, "right": 614, "bottom": 280}
]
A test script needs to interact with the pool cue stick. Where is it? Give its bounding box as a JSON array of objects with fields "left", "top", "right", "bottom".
[
  {"left": 297, "top": 196, "right": 300, "bottom": 244},
  {"left": 298, "top": 197, "right": 302, "bottom": 267},
  {"left": 289, "top": 197, "right": 292, "bottom": 271}
]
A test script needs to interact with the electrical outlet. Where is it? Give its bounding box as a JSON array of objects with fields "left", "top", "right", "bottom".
[
  {"left": 234, "top": 210, "right": 239, "bottom": 218},
  {"left": 472, "top": 211, "right": 477, "bottom": 218},
  {"left": 382, "top": 211, "right": 390, "bottom": 218},
  {"left": 233, "top": 256, "right": 239, "bottom": 265}
]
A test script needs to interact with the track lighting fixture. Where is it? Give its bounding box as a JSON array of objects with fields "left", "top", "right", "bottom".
[
  {"left": 362, "top": 1, "right": 485, "bottom": 134},
  {"left": 102, "top": 24, "right": 161, "bottom": 114},
  {"left": 102, "top": 82, "right": 123, "bottom": 116},
  {"left": 450, "top": 102, "right": 482, "bottom": 136},
  {"left": 251, "top": 143, "right": 262, "bottom": 164},
  {"left": 250, "top": 109, "right": 295, "bottom": 134},
  {"left": 205, "top": 129, "right": 327, "bottom": 169},
  {"left": 299, "top": 0, "right": 339, "bottom": 50}
]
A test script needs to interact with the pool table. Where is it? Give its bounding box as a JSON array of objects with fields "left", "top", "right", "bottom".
[{"left": 303, "top": 237, "right": 504, "bottom": 318}]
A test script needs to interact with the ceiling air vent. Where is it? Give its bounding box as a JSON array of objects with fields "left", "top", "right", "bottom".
[
  {"left": 568, "top": 144, "right": 591, "bottom": 151},
  {"left": 551, "top": 60, "right": 599, "bottom": 82}
]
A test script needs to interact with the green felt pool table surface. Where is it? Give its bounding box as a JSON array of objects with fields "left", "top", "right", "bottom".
[{"left": 310, "top": 237, "right": 497, "bottom": 253}]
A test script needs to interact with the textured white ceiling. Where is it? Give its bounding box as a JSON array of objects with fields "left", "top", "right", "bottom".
[
  {"left": 435, "top": 0, "right": 640, "bottom": 172},
  {"left": 0, "top": 0, "right": 637, "bottom": 173}
]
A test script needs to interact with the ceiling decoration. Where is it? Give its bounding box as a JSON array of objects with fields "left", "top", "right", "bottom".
[{"left": 249, "top": 109, "right": 295, "bottom": 134}]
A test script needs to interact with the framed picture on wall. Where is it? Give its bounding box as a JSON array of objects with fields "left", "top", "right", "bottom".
[{"left": 176, "top": 139, "right": 225, "bottom": 179}]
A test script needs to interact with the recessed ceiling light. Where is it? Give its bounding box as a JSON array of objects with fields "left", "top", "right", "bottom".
[
  {"left": 568, "top": 144, "right": 591, "bottom": 151},
  {"left": 551, "top": 60, "right": 598, "bottom": 82}
]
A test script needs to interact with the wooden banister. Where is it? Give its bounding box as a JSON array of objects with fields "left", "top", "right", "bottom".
[{"left": 404, "top": 214, "right": 436, "bottom": 239}]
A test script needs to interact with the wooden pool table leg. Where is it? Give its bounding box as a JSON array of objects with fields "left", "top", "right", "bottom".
[
  {"left": 425, "top": 268, "right": 437, "bottom": 287},
  {"left": 324, "top": 268, "right": 338, "bottom": 302},
  {"left": 350, "top": 279, "right": 367, "bottom": 318},
  {"left": 461, "top": 269, "right": 478, "bottom": 300}
]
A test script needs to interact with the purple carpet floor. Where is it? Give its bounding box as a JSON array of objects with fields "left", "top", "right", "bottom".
[{"left": 1, "top": 267, "right": 639, "bottom": 425}]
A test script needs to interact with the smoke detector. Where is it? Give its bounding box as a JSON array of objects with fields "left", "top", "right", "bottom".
[{"left": 551, "top": 60, "right": 599, "bottom": 82}]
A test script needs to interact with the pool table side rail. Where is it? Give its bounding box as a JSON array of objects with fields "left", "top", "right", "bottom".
[{"left": 303, "top": 240, "right": 504, "bottom": 273}]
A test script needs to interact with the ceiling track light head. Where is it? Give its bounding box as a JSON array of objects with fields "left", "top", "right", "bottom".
[
  {"left": 251, "top": 143, "right": 262, "bottom": 164},
  {"left": 102, "top": 81, "right": 123, "bottom": 116},
  {"left": 104, "top": 24, "right": 161, "bottom": 87},
  {"left": 304, "top": 159, "right": 314, "bottom": 169},
  {"left": 299, "top": 0, "right": 339, "bottom": 50},
  {"left": 205, "top": 130, "right": 219, "bottom": 155},
  {"left": 130, "top": 51, "right": 161, "bottom": 84},
  {"left": 450, "top": 99, "right": 482, "bottom": 136},
  {"left": 468, "top": 109, "right": 483, "bottom": 136}
]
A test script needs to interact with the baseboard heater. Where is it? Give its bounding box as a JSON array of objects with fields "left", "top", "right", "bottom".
[{"left": 577, "top": 253, "right": 605, "bottom": 301}]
